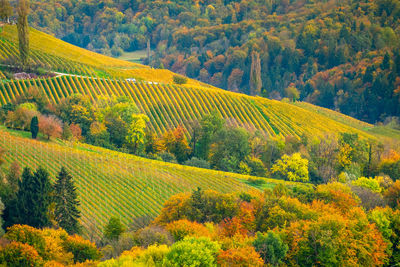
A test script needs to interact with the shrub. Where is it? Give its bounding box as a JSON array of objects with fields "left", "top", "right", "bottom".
[
  {"left": 0, "top": 241, "right": 43, "bottom": 267},
  {"left": 164, "top": 237, "right": 220, "bottom": 266},
  {"left": 63, "top": 235, "right": 102, "bottom": 263},
  {"left": 172, "top": 75, "right": 188, "bottom": 85},
  {"left": 184, "top": 157, "right": 210, "bottom": 169},
  {"left": 135, "top": 226, "right": 173, "bottom": 248},
  {"left": 158, "top": 151, "right": 177, "bottom": 163},
  {"left": 352, "top": 177, "right": 382, "bottom": 193}
]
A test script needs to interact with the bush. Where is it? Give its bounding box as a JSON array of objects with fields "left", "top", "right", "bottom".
[
  {"left": 164, "top": 237, "right": 220, "bottom": 266},
  {"left": 352, "top": 177, "right": 382, "bottom": 193},
  {"left": 135, "top": 226, "right": 173, "bottom": 248},
  {"left": 0, "top": 241, "right": 43, "bottom": 267},
  {"left": 184, "top": 157, "right": 210, "bottom": 169},
  {"left": 172, "top": 75, "right": 188, "bottom": 85},
  {"left": 63, "top": 235, "right": 102, "bottom": 263},
  {"left": 158, "top": 151, "right": 177, "bottom": 163}
]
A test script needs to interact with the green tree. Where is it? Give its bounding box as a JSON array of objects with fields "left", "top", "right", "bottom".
[
  {"left": 253, "top": 231, "right": 288, "bottom": 266},
  {"left": 13, "top": 167, "right": 52, "bottom": 228},
  {"left": 104, "top": 216, "right": 125, "bottom": 241},
  {"left": 195, "top": 111, "right": 224, "bottom": 160},
  {"left": 164, "top": 237, "right": 220, "bottom": 266},
  {"left": 30, "top": 116, "right": 38, "bottom": 139},
  {"left": 209, "top": 127, "right": 250, "bottom": 172},
  {"left": 285, "top": 86, "right": 300, "bottom": 102},
  {"left": 17, "top": 0, "right": 30, "bottom": 68},
  {"left": 126, "top": 113, "right": 149, "bottom": 154},
  {"left": 272, "top": 153, "right": 309, "bottom": 182},
  {"left": 54, "top": 167, "right": 81, "bottom": 234}
]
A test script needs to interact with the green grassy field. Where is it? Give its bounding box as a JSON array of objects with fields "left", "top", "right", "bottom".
[{"left": 116, "top": 50, "right": 150, "bottom": 64}]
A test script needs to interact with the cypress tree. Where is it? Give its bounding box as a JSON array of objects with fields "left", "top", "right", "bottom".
[
  {"left": 250, "top": 51, "right": 262, "bottom": 96},
  {"left": 13, "top": 167, "right": 52, "bottom": 228},
  {"left": 30, "top": 116, "right": 39, "bottom": 139},
  {"left": 54, "top": 167, "right": 80, "bottom": 234},
  {"left": 17, "top": 0, "right": 30, "bottom": 68}
]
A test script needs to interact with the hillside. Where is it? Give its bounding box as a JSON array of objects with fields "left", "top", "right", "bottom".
[
  {"left": 0, "top": 126, "right": 281, "bottom": 239},
  {"left": 20, "top": 0, "right": 400, "bottom": 124},
  {"left": 2, "top": 26, "right": 399, "bottom": 143}
]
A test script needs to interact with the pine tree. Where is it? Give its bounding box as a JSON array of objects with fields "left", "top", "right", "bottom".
[
  {"left": 17, "top": 0, "right": 30, "bottom": 68},
  {"left": 30, "top": 116, "right": 38, "bottom": 139},
  {"left": 13, "top": 167, "right": 52, "bottom": 228},
  {"left": 54, "top": 167, "right": 81, "bottom": 234},
  {"left": 250, "top": 51, "right": 262, "bottom": 95}
]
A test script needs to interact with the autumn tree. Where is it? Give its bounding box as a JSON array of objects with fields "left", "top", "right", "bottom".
[
  {"left": 126, "top": 114, "right": 149, "bottom": 154},
  {"left": 54, "top": 167, "right": 81, "bottom": 234},
  {"left": 0, "top": 0, "right": 13, "bottom": 23},
  {"left": 39, "top": 115, "right": 62, "bottom": 140},
  {"left": 17, "top": 0, "right": 30, "bottom": 68},
  {"left": 250, "top": 51, "right": 262, "bottom": 95},
  {"left": 162, "top": 126, "right": 191, "bottom": 163},
  {"left": 271, "top": 153, "right": 309, "bottom": 182}
]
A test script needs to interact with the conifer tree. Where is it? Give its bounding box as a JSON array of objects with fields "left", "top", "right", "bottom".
[
  {"left": 250, "top": 51, "right": 262, "bottom": 96},
  {"left": 30, "top": 115, "right": 38, "bottom": 139},
  {"left": 13, "top": 167, "right": 52, "bottom": 228},
  {"left": 54, "top": 167, "right": 81, "bottom": 234},
  {"left": 17, "top": 0, "right": 30, "bottom": 68}
]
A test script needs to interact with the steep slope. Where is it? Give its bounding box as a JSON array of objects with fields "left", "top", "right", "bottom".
[{"left": 0, "top": 126, "right": 271, "bottom": 239}]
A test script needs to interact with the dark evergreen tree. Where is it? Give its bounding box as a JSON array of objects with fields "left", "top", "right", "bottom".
[
  {"left": 13, "top": 167, "right": 52, "bottom": 228},
  {"left": 54, "top": 167, "right": 81, "bottom": 234},
  {"left": 30, "top": 116, "right": 39, "bottom": 139}
]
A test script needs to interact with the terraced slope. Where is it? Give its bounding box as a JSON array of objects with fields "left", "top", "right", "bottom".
[
  {"left": 0, "top": 127, "right": 273, "bottom": 239},
  {"left": 0, "top": 75, "right": 378, "bottom": 140},
  {"left": 0, "top": 25, "right": 397, "bottom": 141}
]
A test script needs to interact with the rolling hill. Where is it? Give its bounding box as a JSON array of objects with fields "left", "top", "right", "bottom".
[
  {"left": 1, "top": 24, "right": 400, "bottom": 239},
  {"left": 0, "top": 125, "right": 291, "bottom": 239},
  {"left": 1, "top": 25, "right": 397, "bottom": 142}
]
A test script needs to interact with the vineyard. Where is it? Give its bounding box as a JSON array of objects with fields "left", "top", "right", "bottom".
[
  {"left": 0, "top": 74, "right": 379, "bottom": 140},
  {"left": 0, "top": 127, "right": 287, "bottom": 239}
]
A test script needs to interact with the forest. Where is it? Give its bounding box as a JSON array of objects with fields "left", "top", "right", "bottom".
[{"left": 8, "top": 0, "right": 400, "bottom": 123}]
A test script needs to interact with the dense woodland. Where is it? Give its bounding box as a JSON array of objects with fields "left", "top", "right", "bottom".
[{"left": 2, "top": 0, "right": 399, "bottom": 123}]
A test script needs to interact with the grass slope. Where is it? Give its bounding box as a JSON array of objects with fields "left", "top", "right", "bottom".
[{"left": 0, "top": 126, "right": 285, "bottom": 239}]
